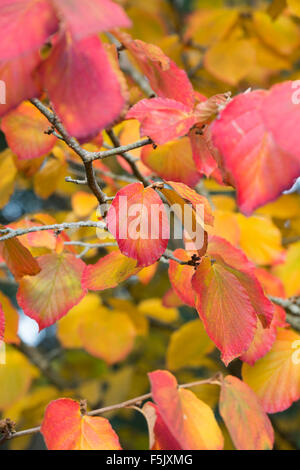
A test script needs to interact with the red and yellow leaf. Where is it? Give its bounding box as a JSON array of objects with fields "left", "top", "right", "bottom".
[
  {"left": 41, "top": 398, "right": 122, "bottom": 450},
  {"left": 17, "top": 252, "right": 87, "bottom": 330},
  {"left": 212, "top": 82, "right": 300, "bottom": 215},
  {"left": 219, "top": 375, "right": 274, "bottom": 450},
  {"left": 82, "top": 250, "right": 139, "bottom": 291},
  {"left": 107, "top": 183, "right": 169, "bottom": 267},
  {"left": 242, "top": 328, "right": 300, "bottom": 413},
  {"left": 127, "top": 97, "right": 198, "bottom": 145},
  {"left": 1, "top": 101, "right": 56, "bottom": 160},
  {"left": 149, "top": 370, "right": 223, "bottom": 450}
]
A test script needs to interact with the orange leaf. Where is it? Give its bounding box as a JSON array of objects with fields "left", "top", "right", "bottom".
[
  {"left": 149, "top": 370, "right": 223, "bottom": 450},
  {"left": 82, "top": 250, "right": 139, "bottom": 291},
  {"left": 41, "top": 398, "right": 122, "bottom": 450},
  {"left": 0, "top": 292, "right": 19, "bottom": 344},
  {"left": 1, "top": 101, "right": 56, "bottom": 160},
  {"left": 0, "top": 235, "right": 41, "bottom": 279},
  {"left": 17, "top": 253, "right": 87, "bottom": 330},
  {"left": 219, "top": 375, "right": 274, "bottom": 450},
  {"left": 141, "top": 138, "right": 200, "bottom": 187}
]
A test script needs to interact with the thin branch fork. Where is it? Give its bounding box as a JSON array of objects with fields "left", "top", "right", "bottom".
[
  {"left": 1, "top": 375, "right": 221, "bottom": 443},
  {"left": 0, "top": 221, "right": 106, "bottom": 243}
]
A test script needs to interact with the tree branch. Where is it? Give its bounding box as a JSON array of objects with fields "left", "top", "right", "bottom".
[
  {"left": 14, "top": 341, "right": 68, "bottom": 390},
  {"left": 0, "top": 221, "right": 106, "bottom": 243},
  {"left": 1, "top": 375, "right": 221, "bottom": 443},
  {"left": 106, "top": 129, "right": 151, "bottom": 186}
]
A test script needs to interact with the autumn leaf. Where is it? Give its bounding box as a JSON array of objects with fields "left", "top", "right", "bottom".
[
  {"left": 192, "top": 237, "right": 274, "bottom": 364},
  {"left": 39, "top": 34, "right": 126, "bottom": 141},
  {"left": 212, "top": 82, "right": 300, "bottom": 215},
  {"left": 0, "top": 347, "right": 39, "bottom": 411},
  {"left": 0, "top": 235, "right": 41, "bottom": 279},
  {"left": 0, "top": 0, "right": 58, "bottom": 61},
  {"left": 149, "top": 370, "right": 224, "bottom": 450},
  {"left": 0, "top": 150, "right": 17, "bottom": 209},
  {"left": 242, "top": 328, "right": 300, "bottom": 413},
  {"left": 127, "top": 97, "right": 198, "bottom": 145},
  {"left": 219, "top": 375, "right": 274, "bottom": 450},
  {"left": 0, "top": 304, "right": 4, "bottom": 342},
  {"left": 115, "top": 31, "right": 195, "bottom": 107},
  {"left": 17, "top": 252, "right": 87, "bottom": 330},
  {"left": 166, "top": 320, "right": 215, "bottom": 370},
  {"left": 41, "top": 398, "right": 122, "bottom": 450},
  {"left": 0, "top": 292, "right": 19, "bottom": 345},
  {"left": 82, "top": 250, "right": 139, "bottom": 291},
  {"left": 51, "top": 0, "right": 131, "bottom": 41},
  {"left": 141, "top": 138, "right": 200, "bottom": 187},
  {"left": 1, "top": 101, "right": 56, "bottom": 160},
  {"left": 79, "top": 306, "right": 136, "bottom": 365},
  {"left": 107, "top": 183, "right": 169, "bottom": 267},
  {"left": 168, "top": 249, "right": 196, "bottom": 307}
]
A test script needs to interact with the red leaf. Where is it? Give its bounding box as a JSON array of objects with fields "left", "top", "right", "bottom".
[
  {"left": 107, "top": 183, "right": 169, "bottom": 267},
  {"left": 189, "top": 126, "right": 219, "bottom": 178},
  {"left": 0, "top": 52, "right": 41, "bottom": 117},
  {"left": 0, "top": 305, "right": 5, "bottom": 342},
  {"left": 17, "top": 252, "right": 87, "bottom": 330},
  {"left": 51, "top": 0, "right": 131, "bottom": 41},
  {"left": 191, "top": 237, "right": 274, "bottom": 364},
  {"left": 39, "top": 34, "right": 126, "bottom": 141},
  {"left": 207, "top": 237, "right": 274, "bottom": 328},
  {"left": 127, "top": 98, "right": 198, "bottom": 145},
  {"left": 212, "top": 83, "right": 300, "bottom": 215},
  {"left": 149, "top": 370, "right": 223, "bottom": 450},
  {"left": 0, "top": 235, "right": 41, "bottom": 279},
  {"left": 192, "top": 257, "right": 258, "bottom": 365},
  {"left": 219, "top": 375, "right": 274, "bottom": 450},
  {"left": 168, "top": 249, "right": 195, "bottom": 307},
  {"left": 1, "top": 101, "right": 56, "bottom": 160},
  {"left": 82, "top": 250, "right": 139, "bottom": 291},
  {"left": 141, "top": 402, "right": 181, "bottom": 450},
  {"left": 41, "top": 398, "right": 122, "bottom": 450},
  {"left": 116, "top": 32, "right": 195, "bottom": 107},
  {"left": 0, "top": 0, "right": 58, "bottom": 61}
]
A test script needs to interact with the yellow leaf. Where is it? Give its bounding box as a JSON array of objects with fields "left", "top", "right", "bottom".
[
  {"left": 138, "top": 298, "right": 179, "bottom": 324},
  {"left": 256, "top": 194, "right": 300, "bottom": 219},
  {"left": 0, "top": 291, "right": 19, "bottom": 344},
  {"left": 236, "top": 214, "right": 283, "bottom": 265},
  {"left": 207, "top": 210, "right": 240, "bottom": 245},
  {"left": 166, "top": 320, "right": 215, "bottom": 370},
  {"left": 204, "top": 39, "right": 256, "bottom": 86},
  {"left": 108, "top": 298, "right": 149, "bottom": 336},
  {"left": 242, "top": 328, "right": 300, "bottom": 413},
  {"left": 0, "top": 347, "right": 39, "bottom": 411},
  {"left": 185, "top": 8, "right": 239, "bottom": 46},
  {"left": 253, "top": 12, "right": 300, "bottom": 56},
  {"left": 0, "top": 149, "right": 17, "bottom": 209},
  {"left": 33, "top": 147, "right": 66, "bottom": 199},
  {"left": 79, "top": 306, "right": 136, "bottom": 364},
  {"left": 57, "top": 294, "right": 102, "bottom": 349},
  {"left": 273, "top": 241, "right": 300, "bottom": 296},
  {"left": 288, "top": 0, "right": 300, "bottom": 16},
  {"left": 71, "top": 191, "right": 98, "bottom": 218}
]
